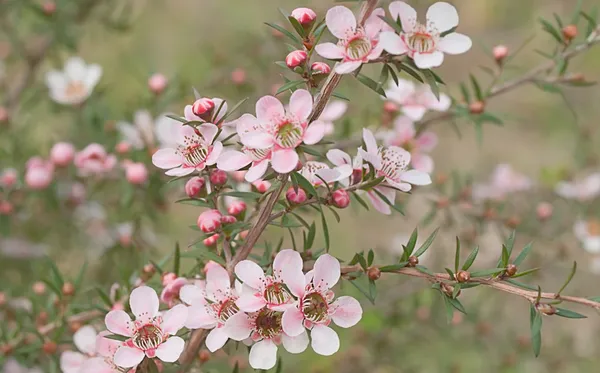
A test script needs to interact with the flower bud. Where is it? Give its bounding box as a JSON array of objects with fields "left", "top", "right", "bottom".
[
  {"left": 252, "top": 180, "right": 271, "bottom": 193},
  {"left": 492, "top": 45, "right": 508, "bottom": 63},
  {"left": 383, "top": 101, "right": 399, "bottom": 114},
  {"left": 1, "top": 169, "right": 17, "bottom": 188},
  {"left": 469, "top": 101, "right": 485, "bottom": 114},
  {"left": 115, "top": 141, "right": 131, "bottom": 154},
  {"left": 0, "top": 292, "right": 5, "bottom": 306},
  {"left": 227, "top": 200, "right": 246, "bottom": 216},
  {"left": 291, "top": 7, "right": 317, "bottom": 27},
  {"left": 311, "top": 62, "right": 331, "bottom": 75},
  {"left": 285, "top": 50, "right": 308, "bottom": 69},
  {"left": 455, "top": 270, "right": 471, "bottom": 283},
  {"left": 62, "top": 282, "right": 75, "bottom": 296},
  {"left": 25, "top": 164, "right": 53, "bottom": 190},
  {"left": 0, "top": 107, "right": 8, "bottom": 124},
  {"left": 239, "top": 230, "right": 249, "bottom": 240},
  {"left": 125, "top": 162, "right": 148, "bottom": 185},
  {"left": 0, "top": 201, "right": 13, "bottom": 215},
  {"left": 231, "top": 68, "right": 246, "bottom": 85},
  {"left": 209, "top": 170, "right": 228, "bottom": 186},
  {"left": 331, "top": 189, "right": 350, "bottom": 209},
  {"left": 42, "top": 341, "right": 57, "bottom": 354},
  {"left": 197, "top": 209, "right": 222, "bottom": 233},
  {"left": 161, "top": 272, "right": 177, "bottom": 286},
  {"left": 562, "top": 25, "right": 578, "bottom": 41},
  {"left": 185, "top": 177, "right": 205, "bottom": 198},
  {"left": 112, "top": 302, "right": 124, "bottom": 311},
  {"left": 0, "top": 344, "right": 12, "bottom": 356},
  {"left": 143, "top": 263, "right": 155, "bottom": 275},
  {"left": 199, "top": 350, "right": 211, "bottom": 363},
  {"left": 231, "top": 171, "right": 246, "bottom": 183},
  {"left": 286, "top": 187, "right": 307, "bottom": 205},
  {"left": 203, "top": 234, "right": 219, "bottom": 247},
  {"left": 505, "top": 215, "right": 520, "bottom": 229},
  {"left": 505, "top": 264, "right": 517, "bottom": 277},
  {"left": 441, "top": 283, "right": 459, "bottom": 297},
  {"left": 50, "top": 142, "right": 75, "bottom": 167},
  {"left": 536, "top": 303, "right": 556, "bottom": 315},
  {"left": 42, "top": 1, "right": 56, "bottom": 16},
  {"left": 69, "top": 321, "right": 83, "bottom": 333},
  {"left": 536, "top": 202, "right": 553, "bottom": 221},
  {"left": 32, "top": 281, "right": 46, "bottom": 295},
  {"left": 192, "top": 98, "right": 215, "bottom": 120},
  {"left": 148, "top": 73, "right": 168, "bottom": 95},
  {"left": 408, "top": 255, "right": 419, "bottom": 267},
  {"left": 221, "top": 215, "right": 237, "bottom": 224},
  {"left": 367, "top": 267, "right": 381, "bottom": 281}
]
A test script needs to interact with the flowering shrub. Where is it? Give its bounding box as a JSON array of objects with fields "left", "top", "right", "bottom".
[{"left": 1, "top": 1, "right": 600, "bottom": 373}]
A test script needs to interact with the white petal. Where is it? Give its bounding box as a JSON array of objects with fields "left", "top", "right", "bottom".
[
  {"left": 438, "top": 33, "right": 472, "bottom": 55},
  {"left": 326, "top": 6, "right": 357, "bottom": 39},
  {"left": 234, "top": 260, "right": 265, "bottom": 289},
  {"left": 413, "top": 51, "right": 444, "bottom": 69},
  {"left": 315, "top": 43, "right": 345, "bottom": 60},
  {"left": 73, "top": 325, "right": 97, "bottom": 355},
  {"left": 331, "top": 296, "right": 363, "bottom": 328},
  {"left": 289, "top": 89, "right": 313, "bottom": 121},
  {"left": 205, "top": 328, "right": 229, "bottom": 352},
  {"left": 282, "top": 330, "right": 309, "bottom": 354},
  {"left": 155, "top": 336, "right": 185, "bottom": 363},
  {"left": 223, "top": 312, "right": 253, "bottom": 341},
  {"left": 379, "top": 31, "right": 408, "bottom": 56},
  {"left": 129, "top": 286, "right": 159, "bottom": 321},
  {"left": 249, "top": 340, "right": 278, "bottom": 370},
  {"left": 334, "top": 61, "right": 363, "bottom": 75},
  {"left": 310, "top": 325, "right": 340, "bottom": 356},
  {"left": 161, "top": 304, "right": 188, "bottom": 335},
  {"left": 313, "top": 254, "right": 340, "bottom": 289},
  {"left": 426, "top": 1, "right": 459, "bottom": 33},
  {"left": 389, "top": 1, "right": 417, "bottom": 33},
  {"left": 400, "top": 169, "right": 432, "bottom": 185}
]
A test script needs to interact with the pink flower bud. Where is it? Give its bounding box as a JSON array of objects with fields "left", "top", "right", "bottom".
[
  {"left": 125, "top": 162, "right": 148, "bottom": 185},
  {"left": 239, "top": 230, "right": 249, "bottom": 240},
  {"left": 252, "top": 180, "right": 271, "bottom": 193},
  {"left": 1, "top": 169, "right": 17, "bottom": 188},
  {"left": 50, "top": 142, "right": 75, "bottom": 167},
  {"left": 493, "top": 45, "right": 509, "bottom": 62},
  {"left": 231, "top": 68, "right": 247, "bottom": 85},
  {"left": 227, "top": 200, "right": 246, "bottom": 216},
  {"left": 203, "top": 234, "right": 219, "bottom": 247},
  {"left": 331, "top": 189, "right": 350, "bottom": 209},
  {"left": 231, "top": 171, "right": 246, "bottom": 183},
  {"left": 197, "top": 209, "right": 222, "bottom": 233},
  {"left": 221, "top": 215, "right": 237, "bottom": 225},
  {"left": 536, "top": 202, "right": 553, "bottom": 221},
  {"left": 192, "top": 98, "right": 215, "bottom": 118},
  {"left": 209, "top": 170, "right": 228, "bottom": 186},
  {"left": 33, "top": 281, "right": 46, "bottom": 295},
  {"left": 0, "top": 292, "right": 5, "bottom": 306},
  {"left": 383, "top": 101, "right": 399, "bottom": 113},
  {"left": 111, "top": 302, "right": 124, "bottom": 311},
  {"left": 0, "top": 107, "right": 8, "bottom": 124},
  {"left": 148, "top": 73, "right": 168, "bottom": 95},
  {"left": 185, "top": 177, "right": 205, "bottom": 198},
  {"left": 25, "top": 165, "right": 53, "bottom": 190},
  {"left": 311, "top": 62, "right": 331, "bottom": 75},
  {"left": 161, "top": 272, "right": 177, "bottom": 286},
  {"left": 115, "top": 141, "right": 131, "bottom": 154},
  {"left": 42, "top": 1, "right": 56, "bottom": 15},
  {"left": 0, "top": 201, "right": 13, "bottom": 215},
  {"left": 286, "top": 50, "right": 308, "bottom": 69},
  {"left": 286, "top": 187, "right": 307, "bottom": 205},
  {"left": 203, "top": 260, "right": 220, "bottom": 274},
  {"left": 291, "top": 7, "right": 317, "bottom": 26}
]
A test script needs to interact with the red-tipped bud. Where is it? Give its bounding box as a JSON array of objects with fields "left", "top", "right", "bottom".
[
  {"left": 49, "top": 142, "right": 75, "bottom": 167},
  {"left": 1, "top": 169, "right": 17, "bottom": 188},
  {"left": 221, "top": 215, "right": 237, "bottom": 224},
  {"left": 455, "top": 270, "right": 471, "bottom": 283},
  {"left": 42, "top": 341, "right": 57, "bottom": 354},
  {"left": 231, "top": 68, "right": 246, "bottom": 85},
  {"left": 148, "top": 73, "right": 168, "bottom": 95},
  {"left": 32, "top": 282, "right": 46, "bottom": 295},
  {"left": 286, "top": 50, "right": 308, "bottom": 69},
  {"left": 191, "top": 98, "right": 215, "bottom": 119},
  {"left": 291, "top": 7, "right": 317, "bottom": 26},
  {"left": 197, "top": 209, "right": 222, "bottom": 233},
  {"left": 286, "top": 187, "right": 307, "bottom": 205},
  {"left": 367, "top": 267, "right": 381, "bottom": 281},
  {"left": 469, "top": 101, "right": 485, "bottom": 114},
  {"left": 252, "top": 180, "right": 271, "bottom": 193},
  {"left": 331, "top": 189, "right": 350, "bottom": 209},
  {"left": 311, "top": 62, "right": 331, "bottom": 75},
  {"left": 536, "top": 202, "right": 553, "bottom": 221},
  {"left": 0, "top": 201, "right": 13, "bottom": 215},
  {"left": 62, "top": 282, "right": 75, "bottom": 296},
  {"left": 161, "top": 272, "right": 177, "bottom": 286},
  {"left": 115, "top": 141, "right": 131, "bottom": 154},
  {"left": 42, "top": 1, "right": 56, "bottom": 16},
  {"left": 209, "top": 170, "right": 228, "bottom": 186},
  {"left": 383, "top": 101, "right": 399, "bottom": 113},
  {"left": 492, "top": 45, "right": 508, "bottom": 63},
  {"left": 198, "top": 350, "right": 211, "bottom": 363},
  {"left": 203, "top": 234, "right": 219, "bottom": 247},
  {"left": 185, "top": 177, "right": 205, "bottom": 198},
  {"left": 227, "top": 201, "right": 246, "bottom": 216},
  {"left": 562, "top": 25, "right": 578, "bottom": 41}
]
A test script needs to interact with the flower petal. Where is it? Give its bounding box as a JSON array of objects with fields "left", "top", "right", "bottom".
[
  {"left": 313, "top": 254, "right": 340, "bottom": 289},
  {"left": 379, "top": 31, "right": 408, "bottom": 56},
  {"left": 331, "top": 296, "right": 363, "bottom": 328},
  {"left": 366, "top": 190, "right": 391, "bottom": 215},
  {"left": 282, "top": 307, "right": 305, "bottom": 337},
  {"left": 320, "top": 101, "right": 348, "bottom": 122},
  {"left": 165, "top": 167, "right": 195, "bottom": 177},
  {"left": 84, "top": 64, "right": 103, "bottom": 90},
  {"left": 334, "top": 61, "right": 363, "bottom": 74},
  {"left": 240, "top": 132, "right": 274, "bottom": 148},
  {"left": 161, "top": 304, "right": 188, "bottom": 335},
  {"left": 326, "top": 149, "right": 352, "bottom": 167},
  {"left": 86, "top": 357, "right": 115, "bottom": 373},
  {"left": 273, "top": 249, "right": 303, "bottom": 277},
  {"left": 152, "top": 148, "right": 181, "bottom": 169},
  {"left": 364, "top": 8, "right": 385, "bottom": 39},
  {"left": 310, "top": 325, "right": 340, "bottom": 356},
  {"left": 256, "top": 95, "right": 285, "bottom": 123},
  {"left": 60, "top": 351, "right": 86, "bottom": 373},
  {"left": 233, "top": 114, "right": 261, "bottom": 135},
  {"left": 245, "top": 160, "right": 269, "bottom": 182},
  {"left": 205, "top": 328, "right": 229, "bottom": 352},
  {"left": 185, "top": 303, "right": 216, "bottom": 329},
  {"left": 198, "top": 123, "right": 219, "bottom": 144},
  {"left": 416, "top": 131, "right": 438, "bottom": 151},
  {"left": 389, "top": 1, "right": 417, "bottom": 33},
  {"left": 64, "top": 57, "right": 87, "bottom": 81},
  {"left": 206, "top": 264, "right": 230, "bottom": 301},
  {"left": 235, "top": 260, "right": 266, "bottom": 289},
  {"left": 413, "top": 51, "right": 444, "bottom": 69},
  {"left": 206, "top": 141, "right": 223, "bottom": 166},
  {"left": 249, "top": 340, "right": 278, "bottom": 370},
  {"left": 212, "top": 98, "right": 228, "bottom": 123},
  {"left": 96, "top": 331, "right": 121, "bottom": 358},
  {"left": 180, "top": 284, "right": 205, "bottom": 306},
  {"left": 217, "top": 150, "right": 252, "bottom": 171},
  {"left": 362, "top": 128, "right": 379, "bottom": 160},
  {"left": 271, "top": 149, "right": 299, "bottom": 174},
  {"left": 155, "top": 115, "right": 181, "bottom": 147},
  {"left": 113, "top": 346, "right": 145, "bottom": 368},
  {"left": 282, "top": 330, "right": 309, "bottom": 354},
  {"left": 326, "top": 6, "right": 357, "bottom": 39},
  {"left": 315, "top": 43, "right": 345, "bottom": 60},
  {"left": 402, "top": 105, "right": 427, "bottom": 121},
  {"left": 129, "top": 286, "right": 159, "bottom": 321},
  {"left": 303, "top": 121, "right": 326, "bottom": 145},
  {"left": 104, "top": 310, "right": 133, "bottom": 337},
  {"left": 223, "top": 312, "right": 253, "bottom": 341},
  {"left": 73, "top": 325, "right": 97, "bottom": 355},
  {"left": 289, "top": 89, "right": 313, "bottom": 121},
  {"left": 438, "top": 33, "right": 472, "bottom": 55},
  {"left": 400, "top": 169, "right": 432, "bottom": 185},
  {"left": 236, "top": 293, "right": 267, "bottom": 312},
  {"left": 155, "top": 336, "right": 185, "bottom": 363},
  {"left": 411, "top": 154, "right": 434, "bottom": 173},
  {"left": 426, "top": 1, "right": 459, "bottom": 33}
]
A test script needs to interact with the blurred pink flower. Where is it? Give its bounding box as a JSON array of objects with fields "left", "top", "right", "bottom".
[
  {"left": 319, "top": 101, "right": 347, "bottom": 136},
  {"left": 124, "top": 162, "right": 148, "bottom": 185},
  {"left": 555, "top": 173, "right": 600, "bottom": 201},
  {"left": 472, "top": 164, "right": 532, "bottom": 201},
  {"left": 118, "top": 111, "right": 181, "bottom": 150},
  {"left": 299, "top": 161, "right": 352, "bottom": 187},
  {"left": 25, "top": 159, "right": 54, "bottom": 190},
  {"left": 148, "top": 73, "right": 168, "bottom": 95},
  {"left": 574, "top": 220, "right": 600, "bottom": 254},
  {"left": 1, "top": 168, "right": 18, "bottom": 188},
  {"left": 160, "top": 274, "right": 188, "bottom": 308},
  {"left": 383, "top": 79, "right": 451, "bottom": 121},
  {"left": 381, "top": 116, "right": 438, "bottom": 173},
  {"left": 50, "top": 142, "right": 75, "bottom": 167},
  {"left": 74, "top": 144, "right": 117, "bottom": 177},
  {"left": 60, "top": 326, "right": 121, "bottom": 373}
]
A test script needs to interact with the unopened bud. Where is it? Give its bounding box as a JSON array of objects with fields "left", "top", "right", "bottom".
[
  {"left": 483, "top": 207, "right": 496, "bottom": 220},
  {"left": 455, "top": 270, "right": 471, "bottom": 283},
  {"left": 0, "top": 107, "right": 8, "bottom": 124},
  {"left": 191, "top": 98, "right": 215, "bottom": 120},
  {"left": 148, "top": 73, "right": 168, "bottom": 95},
  {"left": 331, "top": 189, "right": 350, "bottom": 209},
  {"left": 221, "top": 215, "right": 237, "bottom": 224},
  {"left": 311, "top": 62, "right": 331, "bottom": 75},
  {"left": 435, "top": 173, "right": 448, "bottom": 184},
  {"left": 37, "top": 311, "right": 49, "bottom": 324},
  {"left": 32, "top": 281, "right": 46, "bottom": 295},
  {"left": 227, "top": 201, "right": 246, "bottom": 216},
  {"left": 69, "top": 321, "right": 83, "bottom": 333},
  {"left": 198, "top": 349, "right": 211, "bottom": 363},
  {"left": 252, "top": 180, "right": 271, "bottom": 193},
  {"left": 505, "top": 264, "right": 517, "bottom": 277},
  {"left": 562, "top": 25, "right": 578, "bottom": 41},
  {"left": 367, "top": 267, "right": 381, "bottom": 281},
  {"left": 408, "top": 255, "right": 419, "bottom": 267},
  {"left": 286, "top": 187, "right": 307, "bottom": 205},
  {"left": 203, "top": 234, "right": 219, "bottom": 247},
  {"left": 469, "top": 101, "right": 485, "bottom": 114},
  {"left": 436, "top": 196, "right": 449, "bottom": 209},
  {"left": 0, "top": 201, "right": 13, "bottom": 215},
  {"left": 62, "top": 282, "right": 75, "bottom": 296},
  {"left": 291, "top": 7, "right": 316, "bottom": 27},
  {"left": 492, "top": 45, "right": 508, "bottom": 63},
  {"left": 42, "top": 1, "right": 56, "bottom": 16},
  {"left": 185, "top": 177, "right": 205, "bottom": 198},
  {"left": 568, "top": 72, "right": 585, "bottom": 82},
  {"left": 441, "top": 283, "right": 459, "bottom": 297},
  {"left": 505, "top": 215, "right": 520, "bottom": 229},
  {"left": 285, "top": 50, "right": 307, "bottom": 69},
  {"left": 536, "top": 202, "right": 553, "bottom": 221},
  {"left": 383, "top": 101, "right": 399, "bottom": 113},
  {"left": 536, "top": 303, "right": 556, "bottom": 315},
  {"left": 115, "top": 141, "right": 131, "bottom": 154},
  {"left": 0, "top": 344, "right": 13, "bottom": 356},
  {"left": 209, "top": 170, "right": 227, "bottom": 186},
  {"left": 143, "top": 264, "right": 155, "bottom": 275},
  {"left": 231, "top": 68, "right": 246, "bottom": 85},
  {"left": 0, "top": 292, "right": 5, "bottom": 306},
  {"left": 197, "top": 209, "right": 222, "bottom": 233},
  {"left": 42, "top": 341, "right": 57, "bottom": 354}
]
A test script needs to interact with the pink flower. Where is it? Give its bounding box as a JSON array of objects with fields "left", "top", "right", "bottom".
[
  {"left": 493, "top": 45, "right": 509, "bottom": 62},
  {"left": 235, "top": 250, "right": 303, "bottom": 312},
  {"left": 118, "top": 111, "right": 181, "bottom": 150},
  {"left": 60, "top": 326, "right": 121, "bottom": 373},
  {"left": 326, "top": 149, "right": 363, "bottom": 186},
  {"left": 197, "top": 209, "right": 222, "bottom": 233},
  {"left": 555, "top": 173, "right": 600, "bottom": 201},
  {"left": 160, "top": 275, "right": 189, "bottom": 308},
  {"left": 104, "top": 286, "right": 188, "bottom": 367},
  {"left": 148, "top": 73, "right": 168, "bottom": 95},
  {"left": 379, "top": 1, "right": 472, "bottom": 69},
  {"left": 291, "top": 7, "right": 317, "bottom": 26},
  {"left": 50, "top": 142, "right": 75, "bottom": 167},
  {"left": 178, "top": 279, "right": 207, "bottom": 307},
  {"left": 536, "top": 202, "right": 553, "bottom": 221},
  {"left": 384, "top": 79, "right": 451, "bottom": 121},
  {"left": 125, "top": 162, "right": 148, "bottom": 185},
  {"left": 358, "top": 128, "right": 431, "bottom": 214},
  {"left": 185, "top": 177, "right": 205, "bottom": 198},
  {"left": 472, "top": 164, "right": 532, "bottom": 201},
  {"left": 25, "top": 160, "right": 54, "bottom": 190},
  {"left": 152, "top": 123, "right": 223, "bottom": 177},
  {"left": 315, "top": 6, "right": 386, "bottom": 74},
  {"left": 280, "top": 254, "right": 362, "bottom": 356},
  {"left": 285, "top": 50, "right": 307, "bottom": 69},
  {"left": 299, "top": 161, "right": 352, "bottom": 187},
  {"left": 191, "top": 98, "right": 215, "bottom": 120},
  {"left": 382, "top": 116, "right": 438, "bottom": 173},
  {"left": 185, "top": 264, "right": 243, "bottom": 352},
  {"left": 1, "top": 168, "right": 17, "bottom": 188},
  {"left": 253, "top": 180, "right": 271, "bottom": 193},
  {"left": 74, "top": 144, "right": 117, "bottom": 177},
  {"left": 319, "top": 100, "right": 347, "bottom": 135}
]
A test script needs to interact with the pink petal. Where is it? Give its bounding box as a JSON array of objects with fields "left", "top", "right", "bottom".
[
  {"left": 129, "top": 286, "right": 159, "bottom": 322},
  {"left": 245, "top": 160, "right": 269, "bottom": 182},
  {"left": 379, "top": 32, "right": 408, "bottom": 56},
  {"left": 289, "top": 89, "right": 313, "bottom": 121},
  {"left": 165, "top": 166, "right": 195, "bottom": 177},
  {"left": 400, "top": 169, "right": 432, "bottom": 185},
  {"left": 281, "top": 265, "right": 306, "bottom": 298},
  {"left": 60, "top": 351, "right": 86, "bottom": 373},
  {"left": 104, "top": 310, "right": 133, "bottom": 337},
  {"left": 249, "top": 340, "right": 278, "bottom": 370},
  {"left": 232, "top": 114, "right": 260, "bottom": 135},
  {"left": 320, "top": 101, "right": 347, "bottom": 122},
  {"left": 205, "top": 328, "right": 229, "bottom": 352},
  {"left": 282, "top": 307, "right": 305, "bottom": 337},
  {"left": 217, "top": 151, "right": 251, "bottom": 171},
  {"left": 313, "top": 254, "right": 340, "bottom": 289},
  {"left": 152, "top": 148, "right": 181, "bottom": 169},
  {"left": 113, "top": 346, "right": 145, "bottom": 368},
  {"left": 236, "top": 293, "right": 267, "bottom": 312},
  {"left": 273, "top": 249, "right": 303, "bottom": 277},
  {"left": 179, "top": 284, "right": 205, "bottom": 306},
  {"left": 271, "top": 149, "right": 299, "bottom": 174},
  {"left": 223, "top": 312, "right": 253, "bottom": 341},
  {"left": 413, "top": 51, "right": 444, "bottom": 69},
  {"left": 427, "top": 92, "right": 451, "bottom": 112},
  {"left": 310, "top": 325, "right": 340, "bottom": 356},
  {"left": 73, "top": 325, "right": 97, "bottom": 355},
  {"left": 367, "top": 43, "right": 384, "bottom": 60},
  {"left": 393, "top": 116, "right": 416, "bottom": 143},
  {"left": 155, "top": 336, "right": 185, "bottom": 363},
  {"left": 411, "top": 154, "right": 434, "bottom": 173},
  {"left": 206, "top": 141, "right": 223, "bottom": 166},
  {"left": 358, "top": 148, "right": 380, "bottom": 170},
  {"left": 315, "top": 43, "right": 345, "bottom": 60},
  {"left": 402, "top": 105, "right": 427, "bottom": 121},
  {"left": 234, "top": 260, "right": 266, "bottom": 289},
  {"left": 389, "top": 1, "right": 417, "bottom": 33},
  {"left": 211, "top": 98, "right": 228, "bottom": 123},
  {"left": 303, "top": 121, "right": 326, "bottom": 145},
  {"left": 281, "top": 330, "right": 309, "bottom": 354},
  {"left": 326, "top": 149, "right": 352, "bottom": 167},
  {"left": 184, "top": 105, "right": 201, "bottom": 122},
  {"left": 256, "top": 95, "right": 285, "bottom": 123},
  {"left": 366, "top": 190, "right": 391, "bottom": 215},
  {"left": 185, "top": 303, "right": 216, "bottom": 329},
  {"left": 96, "top": 331, "right": 121, "bottom": 358},
  {"left": 240, "top": 132, "right": 274, "bottom": 148},
  {"left": 331, "top": 296, "right": 362, "bottom": 327},
  {"left": 206, "top": 264, "right": 230, "bottom": 300},
  {"left": 198, "top": 123, "right": 219, "bottom": 144},
  {"left": 325, "top": 6, "right": 357, "bottom": 39},
  {"left": 416, "top": 132, "right": 438, "bottom": 151},
  {"left": 86, "top": 357, "right": 115, "bottom": 373},
  {"left": 426, "top": 1, "right": 459, "bottom": 33},
  {"left": 334, "top": 61, "right": 362, "bottom": 74},
  {"left": 362, "top": 128, "right": 378, "bottom": 155},
  {"left": 161, "top": 304, "right": 188, "bottom": 335},
  {"left": 438, "top": 33, "right": 472, "bottom": 55},
  {"left": 364, "top": 8, "right": 385, "bottom": 39}
]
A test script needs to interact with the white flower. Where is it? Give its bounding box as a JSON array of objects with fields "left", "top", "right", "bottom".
[
  {"left": 574, "top": 220, "right": 600, "bottom": 254},
  {"left": 45, "top": 57, "right": 102, "bottom": 105},
  {"left": 117, "top": 111, "right": 181, "bottom": 150},
  {"left": 555, "top": 173, "right": 600, "bottom": 201},
  {"left": 384, "top": 79, "right": 451, "bottom": 121}
]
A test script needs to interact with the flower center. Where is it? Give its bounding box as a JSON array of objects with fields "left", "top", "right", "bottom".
[
  {"left": 65, "top": 81, "right": 87, "bottom": 99},
  {"left": 301, "top": 292, "right": 329, "bottom": 324},
  {"left": 405, "top": 25, "right": 437, "bottom": 54},
  {"left": 379, "top": 147, "right": 408, "bottom": 182},
  {"left": 275, "top": 121, "right": 303, "bottom": 148},
  {"left": 244, "top": 147, "right": 270, "bottom": 162},
  {"left": 178, "top": 135, "right": 210, "bottom": 167},
  {"left": 345, "top": 36, "right": 372, "bottom": 60},
  {"left": 254, "top": 309, "right": 283, "bottom": 339},
  {"left": 301, "top": 161, "right": 329, "bottom": 185},
  {"left": 133, "top": 324, "right": 163, "bottom": 351},
  {"left": 263, "top": 282, "right": 292, "bottom": 306},
  {"left": 217, "top": 298, "right": 239, "bottom": 324}
]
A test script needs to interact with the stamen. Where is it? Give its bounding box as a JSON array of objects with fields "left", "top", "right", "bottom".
[
  {"left": 301, "top": 292, "right": 329, "bottom": 324},
  {"left": 133, "top": 324, "right": 163, "bottom": 351},
  {"left": 254, "top": 309, "right": 283, "bottom": 339}
]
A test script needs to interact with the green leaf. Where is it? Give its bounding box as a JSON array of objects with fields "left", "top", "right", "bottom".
[
  {"left": 387, "top": 64, "right": 399, "bottom": 86},
  {"left": 459, "top": 82, "right": 471, "bottom": 103},
  {"left": 394, "top": 62, "right": 424, "bottom": 83},
  {"left": 181, "top": 244, "right": 225, "bottom": 265},
  {"left": 372, "top": 188, "right": 404, "bottom": 214},
  {"left": 376, "top": 64, "right": 389, "bottom": 92},
  {"left": 454, "top": 237, "right": 461, "bottom": 273},
  {"left": 511, "top": 267, "right": 541, "bottom": 278},
  {"left": 500, "top": 244, "right": 510, "bottom": 268},
  {"left": 557, "top": 261, "right": 577, "bottom": 296},
  {"left": 321, "top": 212, "right": 330, "bottom": 252},
  {"left": 513, "top": 242, "right": 533, "bottom": 266},
  {"left": 356, "top": 74, "right": 386, "bottom": 96},
  {"left": 379, "top": 263, "right": 408, "bottom": 272},
  {"left": 348, "top": 279, "right": 376, "bottom": 305},
  {"left": 165, "top": 114, "right": 187, "bottom": 123},
  {"left": 442, "top": 296, "right": 454, "bottom": 322},
  {"left": 219, "top": 97, "right": 249, "bottom": 123},
  {"left": 554, "top": 307, "right": 586, "bottom": 319},
  {"left": 505, "top": 279, "right": 538, "bottom": 291},
  {"left": 478, "top": 112, "right": 503, "bottom": 126},
  {"left": 448, "top": 297, "right": 467, "bottom": 314},
  {"left": 462, "top": 246, "right": 479, "bottom": 271},
  {"left": 530, "top": 305, "right": 542, "bottom": 357},
  {"left": 378, "top": 15, "right": 403, "bottom": 33},
  {"left": 46, "top": 257, "right": 64, "bottom": 288},
  {"left": 95, "top": 287, "right": 113, "bottom": 307},
  {"left": 175, "top": 198, "right": 211, "bottom": 207},
  {"left": 287, "top": 16, "right": 307, "bottom": 38},
  {"left": 332, "top": 92, "right": 350, "bottom": 101},
  {"left": 470, "top": 74, "right": 483, "bottom": 101},
  {"left": 369, "top": 278, "right": 377, "bottom": 301},
  {"left": 173, "top": 242, "right": 181, "bottom": 276},
  {"left": 288, "top": 228, "right": 298, "bottom": 251},
  {"left": 276, "top": 80, "right": 306, "bottom": 95},
  {"left": 264, "top": 22, "right": 301, "bottom": 45},
  {"left": 570, "top": 0, "right": 583, "bottom": 24},
  {"left": 444, "top": 268, "right": 455, "bottom": 278},
  {"left": 470, "top": 268, "right": 505, "bottom": 277},
  {"left": 102, "top": 334, "right": 129, "bottom": 342},
  {"left": 221, "top": 191, "right": 263, "bottom": 200},
  {"left": 422, "top": 69, "right": 440, "bottom": 100},
  {"left": 405, "top": 227, "right": 418, "bottom": 255},
  {"left": 415, "top": 265, "right": 433, "bottom": 276},
  {"left": 538, "top": 17, "right": 563, "bottom": 43},
  {"left": 304, "top": 222, "right": 316, "bottom": 251},
  {"left": 350, "top": 192, "right": 369, "bottom": 210},
  {"left": 414, "top": 228, "right": 439, "bottom": 257},
  {"left": 367, "top": 249, "right": 374, "bottom": 266},
  {"left": 358, "top": 175, "right": 386, "bottom": 190}
]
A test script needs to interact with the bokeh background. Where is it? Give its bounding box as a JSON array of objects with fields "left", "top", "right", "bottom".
[{"left": 2, "top": 0, "right": 600, "bottom": 372}]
